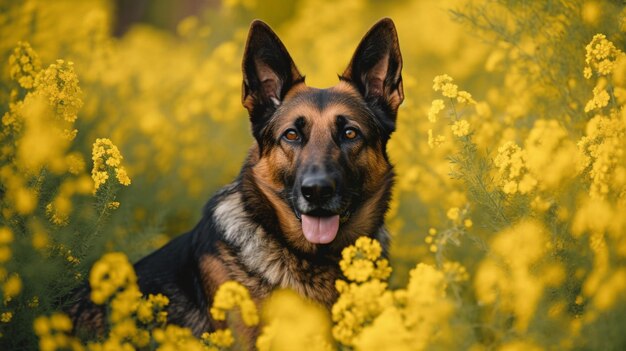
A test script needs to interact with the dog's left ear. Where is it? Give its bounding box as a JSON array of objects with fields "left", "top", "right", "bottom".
[
  {"left": 242, "top": 20, "right": 304, "bottom": 135},
  {"left": 342, "top": 18, "right": 404, "bottom": 133}
]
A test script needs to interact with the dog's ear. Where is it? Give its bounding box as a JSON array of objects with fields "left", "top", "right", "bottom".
[
  {"left": 341, "top": 18, "right": 403, "bottom": 133},
  {"left": 242, "top": 20, "right": 303, "bottom": 131}
]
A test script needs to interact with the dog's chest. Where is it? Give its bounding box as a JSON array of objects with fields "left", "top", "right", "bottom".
[{"left": 207, "top": 190, "right": 341, "bottom": 306}]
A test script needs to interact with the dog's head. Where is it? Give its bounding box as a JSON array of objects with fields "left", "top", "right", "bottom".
[{"left": 242, "top": 19, "right": 403, "bottom": 252}]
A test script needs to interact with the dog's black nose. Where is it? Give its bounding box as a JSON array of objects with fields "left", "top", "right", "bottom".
[{"left": 301, "top": 176, "right": 336, "bottom": 205}]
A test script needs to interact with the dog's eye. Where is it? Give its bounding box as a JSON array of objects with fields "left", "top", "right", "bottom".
[
  {"left": 283, "top": 129, "right": 300, "bottom": 141},
  {"left": 343, "top": 127, "right": 359, "bottom": 140}
]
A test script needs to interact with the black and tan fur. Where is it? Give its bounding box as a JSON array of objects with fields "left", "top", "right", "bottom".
[{"left": 70, "top": 18, "right": 403, "bottom": 339}]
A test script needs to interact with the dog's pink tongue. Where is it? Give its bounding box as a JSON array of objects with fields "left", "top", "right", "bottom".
[{"left": 301, "top": 215, "right": 340, "bottom": 244}]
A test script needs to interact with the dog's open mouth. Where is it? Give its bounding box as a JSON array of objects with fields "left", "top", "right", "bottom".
[
  {"left": 301, "top": 213, "right": 339, "bottom": 244},
  {"left": 293, "top": 208, "right": 350, "bottom": 244}
]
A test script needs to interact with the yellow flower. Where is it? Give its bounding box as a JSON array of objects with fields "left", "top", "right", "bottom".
[
  {"left": 584, "top": 34, "right": 625, "bottom": 78},
  {"left": 109, "top": 286, "right": 142, "bottom": 323},
  {"left": 1, "top": 312, "right": 13, "bottom": 323},
  {"left": 136, "top": 293, "right": 169, "bottom": 324},
  {"left": 137, "top": 300, "right": 154, "bottom": 323},
  {"left": 339, "top": 237, "right": 391, "bottom": 282},
  {"left": 332, "top": 279, "right": 392, "bottom": 346},
  {"left": 66, "top": 153, "right": 86, "bottom": 175},
  {"left": 428, "top": 99, "right": 445, "bottom": 123},
  {"left": 89, "top": 252, "right": 137, "bottom": 304},
  {"left": 456, "top": 90, "right": 476, "bottom": 104},
  {"left": 432, "top": 74, "right": 453, "bottom": 91},
  {"left": 441, "top": 82, "right": 458, "bottom": 98},
  {"left": 153, "top": 324, "right": 205, "bottom": 351},
  {"left": 8, "top": 42, "right": 42, "bottom": 89},
  {"left": 3, "top": 274, "right": 22, "bottom": 298},
  {"left": 149, "top": 293, "right": 170, "bottom": 309},
  {"left": 33, "top": 316, "right": 50, "bottom": 336},
  {"left": 446, "top": 207, "right": 460, "bottom": 221},
  {"left": 257, "top": 290, "right": 333, "bottom": 351},
  {"left": 427, "top": 129, "right": 446, "bottom": 149},
  {"left": 451, "top": 119, "right": 470, "bottom": 137},
  {"left": 29, "top": 296, "right": 40, "bottom": 308},
  {"left": 475, "top": 220, "right": 550, "bottom": 332},
  {"left": 494, "top": 141, "right": 531, "bottom": 195},
  {"left": 91, "top": 138, "right": 132, "bottom": 194},
  {"left": 210, "top": 281, "right": 259, "bottom": 327},
  {"left": 33, "top": 59, "right": 83, "bottom": 124},
  {"left": 50, "top": 313, "right": 73, "bottom": 332},
  {"left": 202, "top": 329, "right": 234, "bottom": 348},
  {"left": 46, "top": 201, "right": 70, "bottom": 226},
  {"left": 0, "top": 227, "right": 14, "bottom": 244},
  {"left": 577, "top": 114, "right": 625, "bottom": 198},
  {"left": 443, "top": 261, "right": 469, "bottom": 283},
  {"left": 464, "top": 219, "right": 473, "bottom": 228},
  {"left": 584, "top": 85, "right": 611, "bottom": 112}
]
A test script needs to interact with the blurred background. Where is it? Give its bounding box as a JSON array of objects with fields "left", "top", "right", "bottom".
[{"left": 2, "top": 0, "right": 626, "bottom": 348}]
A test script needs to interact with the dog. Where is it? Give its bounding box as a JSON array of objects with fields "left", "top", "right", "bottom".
[{"left": 70, "top": 17, "right": 403, "bottom": 339}]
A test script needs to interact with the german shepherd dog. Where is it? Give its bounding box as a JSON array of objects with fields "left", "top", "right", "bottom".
[{"left": 70, "top": 18, "right": 403, "bottom": 338}]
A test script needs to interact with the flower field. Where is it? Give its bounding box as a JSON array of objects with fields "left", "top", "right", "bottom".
[{"left": 1, "top": 0, "right": 626, "bottom": 350}]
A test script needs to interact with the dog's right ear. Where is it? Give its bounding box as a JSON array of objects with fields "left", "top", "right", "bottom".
[{"left": 242, "top": 20, "right": 303, "bottom": 133}]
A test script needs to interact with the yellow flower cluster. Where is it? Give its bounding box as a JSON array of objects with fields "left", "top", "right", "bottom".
[
  {"left": 475, "top": 220, "right": 564, "bottom": 332},
  {"left": 578, "top": 114, "right": 625, "bottom": 198},
  {"left": 256, "top": 290, "right": 333, "bottom": 351},
  {"left": 585, "top": 84, "right": 611, "bottom": 112},
  {"left": 577, "top": 35, "right": 626, "bottom": 199},
  {"left": 432, "top": 74, "right": 476, "bottom": 103},
  {"left": 0, "top": 227, "right": 21, "bottom": 320},
  {"left": 137, "top": 293, "right": 170, "bottom": 324},
  {"left": 0, "top": 224, "right": 16, "bottom": 325},
  {"left": 425, "top": 227, "right": 439, "bottom": 253},
  {"left": 210, "top": 281, "right": 259, "bottom": 327},
  {"left": 34, "top": 313, "right": 84, "bottom": 351},
  {"left": 397, "top": 264, "right": 453, "bottom": 349},
  {"left": 339, "top": 237, "right": 391, "bottom": 282},
  {"left": 152, "top": 325, "right": 205, "bottom": 351},
  {"left": 78, "top": 252, "right": 221, "bottom": 350},
  {"left": 0, "top": 227, "right": 13, "bottom": 265},
  {"left": 332, "top": 237, "right": 456, "bottom": 349},
  {"left": 443, "top": 261, "right": 469, "bottom": 283},
  {"left": 8, "top": 41, "right": 42, "bottom": 89},
  {"left": 427, "top": 74, "right": 476, "bottom": 148},
  {"left": 427, "top": 129, "right": 446, "bottom": 149},
  {"left": 428, "top": 99, "right": 445, "bottom": 123},
  {"left": 427, "top": 207, "right": 472, "bottom": 256},
  {"left": 91, "top": 138, "right": 132, "bottom": 194},
  {"left": 89, "top": 252, "right": 137, "bottom": 304},
  {"left": 494, "top": 141, "right": 536, "bottom": 194},
  {"left": 524, "top": 119, "right": 578, "bottom": 191},
  {"left": 0, "top": 311, "right": 13, "bottom": 323},
  {"left": 45, "top": 203, "right": 69, "bottom": 226},
  {"left": 451, "top": 119, "right": 470, "bottom": 137},
  {"left": 332, "top": 275, "right": 391, "bottom": 346},
  {"left": 202, "top": 329, "right": 234, "bottom": 349},
  {"left": 33, "top": 59, "right": 83, "bottom": 126},
  {"left": 584, "top": 34, "right": 625, "bottom": 79}
]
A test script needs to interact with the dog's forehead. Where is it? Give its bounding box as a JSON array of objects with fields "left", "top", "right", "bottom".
[{"left": 278, "top": 82, "right": 371, "bottom": 122}]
